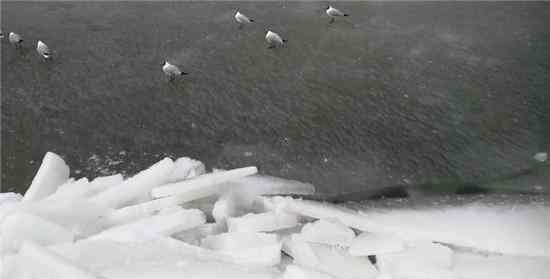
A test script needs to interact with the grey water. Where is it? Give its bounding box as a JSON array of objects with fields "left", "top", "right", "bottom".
[{"left": 1, "top": 2, "right": 549, "bottom": 197}]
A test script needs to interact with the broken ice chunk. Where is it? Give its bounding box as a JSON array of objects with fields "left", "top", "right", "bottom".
[
  {"left": 284, "top": 235, "right": 378, "bottom": 279},
  {"left": 91, "top": 208, "right": 205, "bottom": 242},
  {"left": 227, "top": 211, "right": 298, "bottom": 233},
  {"left": 348, "top": 232, "right": 406, "bottom": 256},
  {"left": 533, "top": 152, "right": 548, "bottom": 162},
  {"left": 23, "top": 152, "right": 70, "bottom": 202},
  {"left": 88, "top": 174, "right": 124, "bottom": 195},
  {"left": 228, "top": 175, "right": 315, "bottom": 196},
  {"left": 151, "top": 166, "right": 258, "bottom": 199},
  {"left": 168, "top": 157, "right": 206, "bottom": 182},
  {"left": 201, "top": 232, "right": 282, "bottom": 266},
  {"left": 0, "top": 192, "right": 23, "bottom": 204},
  {"left": 271, "top": 197, "right": 377, "bottom": 232},
  {"left": 90, "top": 158, "right": 174, "bottom": 209},
  {"left": 0, "top": 212, "right": 74, "bottom": 253},
  {"left": 283, "top": 265, "right": 336, "bottom": 279},
  {"left": 299, "top": 219, "right": 355, "bottom": 247},
  {"left": 18, "top": 197, "right": 109, "bottom": 237},
  {"left": 212, "top": 194, "right": 240, "bottom": 223},
  {"left": 17, "top": 241, "right": 104, "bottom": 279},
  {"left": 44, "top": 178, "right": 91, "bottom": 201},
  {"left": 172, "top": 222, "right": 226, "bottom": 245}
]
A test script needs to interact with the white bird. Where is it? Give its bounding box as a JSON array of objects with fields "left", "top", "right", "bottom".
[
  {"left": 9, "top": 32, "right": 23, "bottom": 47},
  {"left": 326, "top": 5, "right": 349, "bottom": 23},
  {"left": 161, "top": 61, "right": 188, "bottom": 81},
  {"left": 235, "top": 11, "right": 254, "bottom": 29},
  {"left": 265, "top": 30, "right": 287, "bottom": 48},
  {"left": 36, "top": 40, "right": 52, "bottom": 59}
]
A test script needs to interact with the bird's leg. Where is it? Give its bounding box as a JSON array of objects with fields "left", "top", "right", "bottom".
[
  {"left": 238, "top": 23, "right": 243, "bottom": 30},
  {"left": 329, "top": 17, "right": 335, "bottom": 24}
]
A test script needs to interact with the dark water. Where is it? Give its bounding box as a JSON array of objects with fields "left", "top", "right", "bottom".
[{"left": 2, "top": 2, "right": 550, "bottom": 195}]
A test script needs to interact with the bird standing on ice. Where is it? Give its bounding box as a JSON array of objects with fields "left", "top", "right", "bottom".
[
  {"left": 161, "top": 61, "right": 188, "bottom": 82},
  {"left": 265, "top": 30, "right": 287, "bottom": 48},
  {"left": 326, "top": 6, "right": 349, "bottom": 23},
  {"left": 36, "top": 40, "right": 52, "bottom": 60},
  {"left": 235, "top": 11, "right": 254, "bottom": 29},
  {"left": 9, "top": 32, "right": 23, "bottom": 47}
]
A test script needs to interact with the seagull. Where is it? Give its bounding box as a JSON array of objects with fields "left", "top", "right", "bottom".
[
  {"left": 235, "top": 11, "right": 254, "bottom": 29},
  {"left": 265, "top": 30, "right": 287, "bottom": 48},
  {"left": 326, "top": 5, "right": 349, "bottom": 23},
  {"left": 36, "top": 40, "right": 52, "bottom": 60},
  {"left": 9, "top": 32, "right": 23, "bottom": 47},
  {"left": 161, "top": 61, "right": 188, "bottom": 82}
]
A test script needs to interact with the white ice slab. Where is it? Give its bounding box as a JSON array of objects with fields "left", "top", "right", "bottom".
[
  {"left": 91, "top": 208, "right": 205, "bottom": 242},
  {"left": 167, "top": 157, "right": 205, "bottom": 182},
  {"left": 348, "top": 232, "right": 406, "bottom": 256},
  {"left": 283, "top": 234, "right": 378, "bottom": 279},
  {"left": 283, "top": 265, "right": 336, "bottom": 279},
  {"left": 228, "top": 175, "right": 315, "bottom": 197},
  {"left": 151, "top": 166, "right": 258, "bottom": 199},
  {"left": 90, "top": 158, "right": 174, "bottom": 209},
  {"left": 101, "top": 260, "right": 280, "bottom": 279},
  {"left": 23, "top": 152, "right": 70, "bottom": 202},
  {"left": 227, "top": 211, "right": 298, "bottom": 233},
  {"left": 89, "top": 174, "right": 124, "bottom": 195},
  {"left": 212, "top": 194, "right": 239, "bottom": 223},
  {"left": 0, "top": 192, "right": 23, "bottom": 204},
  {"left": 17, "top": 241, "right": 104, "bottom": 279},
  {"left": 0, "top": 212, "right": 74, "bottom": 253},
  {"left": 104, "top": 195, "right": 218, "bottom": 228},
  {"left": 453, "top": 252, "right": 550, "bottom": 279},
  {"left": 299, "top": 219, "right": 355, "bottom": 247},
  {"left": 44, "top": 178, "right": 91, "bottom": 201},
  {"left": 172, "top": 222, "right": 226, "bottom": 245},
  {"left": 18, "top": 197, "right": 109, "bottom": 235},
  {"left": 358, "top": 204, "right": 550, "bottom": 257},
  {"left": 201, "top": 232, "right": 281, "bottom": 266},
  {"left": 275, "top": 197, "right": 550, "bottom": 257},
  {"left": 271, "top": 197, "right": 377, "bottom": 231}
]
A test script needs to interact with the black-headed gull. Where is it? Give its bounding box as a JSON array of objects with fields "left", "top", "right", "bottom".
[
  {"left": 161, "top": 61, "right": 188, "bottom": 82},
  {"left": 36, "top": 40, "right": 52, "bottom": 60},
  {"left": 235, "top": 11, "right": 254, "bottom": 29},
  {"left": 326, "top": 5, "right": 349, "bottom": 23},
  {"left": 9, "top": 32, "right": 23, "bottom": 47},
  {"left": 265, "top": 30, "right": 287, "bottom": 48}
]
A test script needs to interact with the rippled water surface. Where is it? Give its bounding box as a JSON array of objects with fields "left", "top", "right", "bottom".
[{"left": 2, "top": 2, "right": 549, "bottom": 195}]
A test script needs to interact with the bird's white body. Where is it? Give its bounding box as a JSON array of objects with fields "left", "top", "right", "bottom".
[
  {"left": 9, "top": 32, "right": 23, "bottom": 46},
  {"left": 36, "top": 40, "right": 51, "bottom": 59},
  {"left": 162, "top": 61, "right": 186, "bottom": 81},
  {"left": 265, "top": 30, "right": 285, "bottom": 47},
  {"left": 235, "top": 11, "right": 252, "bottom": 24},
  {"left": 326, "top": 6, "right": 346, "bottom": 17}
]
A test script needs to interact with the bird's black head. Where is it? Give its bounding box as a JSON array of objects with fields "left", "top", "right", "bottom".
[
  {"left": 326, "top": 6, "right": 330, "bottom": 10},
  {"left": 160, "top": 61, "right": 166, "bottom": 66}
]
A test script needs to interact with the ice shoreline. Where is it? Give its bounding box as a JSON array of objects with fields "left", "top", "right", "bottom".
[{"left": 1, "top": 152, "right": 549, "bottom": 279}]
